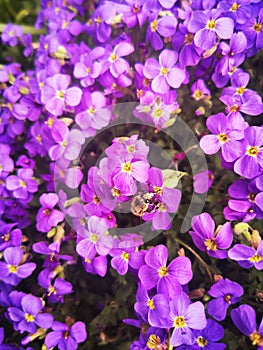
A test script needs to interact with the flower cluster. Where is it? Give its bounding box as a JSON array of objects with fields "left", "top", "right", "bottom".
[{"left": 0, "top": 0, "right": 263, "bottom": 349}]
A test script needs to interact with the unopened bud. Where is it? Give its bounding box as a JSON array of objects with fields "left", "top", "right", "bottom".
[
  {"left": 234, "top": 222, "right": 250, "bottom": 236},
  {"left": 178, "top": 248, "right": 185, "bottom": 256},
  {"left": 213, "top": 274, "right": 223, "bottom": 282},
  {"left": 189, "top": 288, "right": 205, "bottom": 299},
  {"left": 251, "top": 230, "right": 261, "bottom": 249}
]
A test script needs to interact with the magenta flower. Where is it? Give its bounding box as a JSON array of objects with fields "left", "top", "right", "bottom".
[
  {"left": 45, "top": 320, "right": 87, "bottom": 350},
  {"left": 36, "top": 193, "right": 65, "bottom": 232},
  {"left": 6, "top": 168, "right": 38, "bottom": 200},
  {"left": 49, "top": 120, "right": 85, "bottom": 161},
  {"left": 76, "top": 216, "right": 113, "bottom": 258},
  {"left": 1, "top": 24, "right": 23, "bottom": 47},
  {"left": 188, "top": 9, "right": 234, "bottom": 50},
  {"left": 111, "top": 155, "right": 150, "bottom": 196},
  {"left": 110, "top": 243, "right": 145, "bottom": 275},
  {"left": 190, "top": 213, "right": 233, "bottom": 259},
  {"left": 193, "top": 170, "right": 214, "bottom": 194},
  {"left": 8, "top": 294, "right": 53, "bottom": 334},
  {"left": 200, "top": 113, "right": 245, "bottom": 162},
  {"left": 163, "top": 292, "right": 207, "bottom": 347},
  {"left": 234, "top": 126, "right": 263, "bottom": 179},
  {"left": 228, "top": 240, "right": 263, "bottom": 270},
  {"left": 0, "top": 223, "right": 22, "bottom": 251},
  {"left": 207, "top": 278, "right": 244, "bottom": 321},
  {"left": 0, "top": 247, "right": 36, "bottom": 286},
  {"left": 143, "top": 49, "right": 186, "bottom": 93},
  {"left": 138, "top": 244, "right": 192, "bottom": 298},
  {"left": 100, "top": 43, "right": 134, "bottom": 78},
  {"left": 41, "top": 73, "right": 82, "bottom": 116},
  {"left": 122, "top": 0, "right": 148, "bottom": 28}
]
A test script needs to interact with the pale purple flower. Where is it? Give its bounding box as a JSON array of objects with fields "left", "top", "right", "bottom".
[
  {"left": 143, "top": 49, "right": 186, "bottom": 93},
  {"left": 190, "top": 213, "right": 233, "bottom": 259},
  {"left": 188, "top": 9, "right": 234, "bottom": 50},
  {"left": 41, "top": 73, "right": 82, "bottom": 116},
  {"left": 6, "top": 168, "right": 38, "bottom": 200},
  {"left": 228, "top": 240, "right": 263, "bottom": 270},
  {"left": 0, "top": 247, "right": 36, "bottom": 286}
]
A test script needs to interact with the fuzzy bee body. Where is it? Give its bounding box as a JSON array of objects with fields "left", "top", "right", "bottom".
[{"left": 130, "top": 192, "right": 160, "bottom": 217}]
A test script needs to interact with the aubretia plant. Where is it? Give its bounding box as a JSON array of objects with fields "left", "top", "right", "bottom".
[{"left": 0, "top": 0, "right": 263, "bottom": 349}]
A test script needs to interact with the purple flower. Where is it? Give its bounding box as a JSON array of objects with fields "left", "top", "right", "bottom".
[
  {"left": 163, "top": 292, "right": 207, "bottom": 347},
  {"left": 200, "top": 113, "right": 245, "bottom": 162},
  {"left": 238, "top": 8, "right": 263, "bottom": 50},
  {"left": 0, "top": 222, "right": 22, "bottom": 251},
  {"left": 143, "top": 49, "right": 186, "bottom": 93},
  {"left": 75, "top": 91, "right": 111, "bottom": 136},
  {"left": 33, "top": 241, "right": 73, "bottom": 269},
  {"left": 110, "top": 243, "right": 145, "bottom": 275},
  {"left": 45, "top": 320, "right": 87, "bottom": 350},
  {"left": 38, "top": 269, "right": 73, "bottom": 303},
  {"left": 191, "top": 79, "right": 210, "bottom": 100},
  {"left": 130, "top": 327, "right": 167, "bottom": 350},
  {"left": 1, "top": 24, "right": 23, "bottom": 46},
  {"left": 177, "top": 319, "right": 226, "bottom": 350},
  {"left": 224, "top": 177, "right": 263, "bottom": 222},
  {"left": 76, "top": 216, "right": 113, "bottom": 258},
  {"left": 122, "top": 0, "right": 148, "bottom": 28},
  {"left": 8, "top": 294, "right": 53, "bottom": 334},
  {"left": 138, "top": 244, "right": 192, "bottom": 298},
  {"left": 231, "top": 305, "right": 263, "bottom": 349},
  {"left": 228, "top": 240, "right": 263, "bottom": 270},
  {"left": 188, "top": 9, "right": 234, "bottom": 50},
  {"left": 134, "top": 284, "right": 169, "bottom": 327},
  {"left": 207, "top": 278, "right": 244, "bottom": 321},
  {"left": 190, "top": 213, "right": 233, "bottom": 259},
  {"left": 49, "top": 120, "right": 85, "bottom": 161},
  {"left": 218, "top": 0, "right": 252, "bottom": 24},
  {"left": 146, "top": 12, "right": 177, "bottom": 50},
  {"left": 82, "top": 254, "right": 108, "bottom": 277},
  {"left": 6, "top": 168, "right": 38, "bottom": 201},
  {"left": 193, "top": 170, "right": 214, "bottom": 194},
  {"left": 234, "top": 126, "right": 263, "bottom": 179},
  {"left": 41, "top": 74, "right": 82, "bottom": 116},
  {"left": 0, "top": 247, "right": 36, "bottom": 286},
  {"left": 100, "top": 43, "right": 134, "bottom": 78},
  {"left": 36, "top": 193, "right": 65, "bottom": 232}
]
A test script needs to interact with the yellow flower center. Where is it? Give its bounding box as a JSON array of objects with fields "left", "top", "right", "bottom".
[
  {"left": 90, "top": 234, "right": 99, "bottom": 243},
  {"left": 150, "top": 20, "right": 158, "bottom": 32},
  {"left": 230, "top": 3, "right": 240, "bottom": 11},
  {"left": 25, "top": 313, "right": 35, "bottom": 322},
  {"left": 218, "top": 133, "right": 229, "bottom": 144},
  {"left": 88, "top": 107, "right": 95, "bottom": 115},
  {"left": 204, "top": 239, "right": 218, "bottom": 251},
  {"left": 111, "top": 188, "right": 121, "bottom": 197},
  {"left": 110, "top": 53, "right": 117, "bottom": 62},
  {"left": 224, "top": 294, "right": 232, "bottom": 304},
  {"left": 122, "top": 162, "right": 132, "bottom": 173},
  {"left": 86, "top": 67, "right": 91, "bottom": 74},
  {"left": 56, "top": 91, "right": 65, "bottom": 99},
  {"left": 161, "top": 67, "right": 169, "bottom": 76},
  {"left": 193, "top": 89, "right": 203, "bottom": 100},
  {"left": 174, "top": 316, "right": 186, "bottom": 328},
  {"left": 94, "top": 16, "right": 101, "bottom": 25},
  {"left": 249, "top": 254, "right": 263, "bottom": 263},
  {"left": 127, "top": 145, "right": 135, "bottom": 153},
  {"left": 61, "top": 140, "right": 68, "bottom": 147},
  {"left": 236, "top": 86, "right": 245, "bottom": 95},
  {"left": 246, "top": 146, "right": 259, "bottom": 157},
  {"left": 206, "top": 20, "right": 216, "bottom": 30},
  {"left": 48, "top": 285, "right": 57, "bottom": 295},
  {"left": 152, "top": 108, "right": 163, "bottom": 118},
  {"left": 147, "top": 299, "right": 155, "bottom": 310},
  {"left": 158, "top": 266, "right": 169, "bottom": 277},
  {"left": 196, "top": 336, "right": 208, "bottom": 347},
  {"left": 250, "top": 331, "right": 263, "bottom": 346},
  {"left": 248, "top": 192, "right": 256, "bottom": 202},
  {"left": 229, "top": 104, "right": 240, "bottom": 112},
  {"left": 43, "top": 209, "right": 51, "bottom": 216},
  {"left": 20, "top": 180, "right": 26, "bottom": 188},
  {"left": 2, "top": 233, "right": 10, "bottom": 242},
  {"left": 36, "top": 134, "right": 42, "bottom": 144},
  {"left": 147, "top": 334, "right": 161, "bottom": 349},
  {"left": 8, "top": 265, "right": 18, "bottom": 273},
  {"left": 121, "top": 252, "right": 130, "bottom": 261},
  {"left": 132, "top": 4, "right": 140, "bottom": 13},
  {"left": 253, "top": 23, "right": 263, "bottom": 33}
]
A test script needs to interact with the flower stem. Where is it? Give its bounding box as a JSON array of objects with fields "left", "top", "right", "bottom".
[{"left": 175, "top": 237, "right": 216, "bottom": 281}]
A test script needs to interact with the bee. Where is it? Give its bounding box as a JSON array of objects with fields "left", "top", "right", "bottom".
[{"left": 130, "top": 192, "right": 160, "bottom": 217}]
